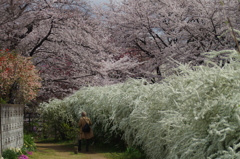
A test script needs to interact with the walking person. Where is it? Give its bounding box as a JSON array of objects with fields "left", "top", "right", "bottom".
[{"left": 78, "top": 111, "right": 94, "bottom": 152}]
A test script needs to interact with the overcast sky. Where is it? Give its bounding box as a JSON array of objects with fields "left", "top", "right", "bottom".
[
  {"left": 90, "top": 0, "right": 110, "bottom": 4},
  {"left": 89, "top": 0, "right": 122, "bottom": 5}
]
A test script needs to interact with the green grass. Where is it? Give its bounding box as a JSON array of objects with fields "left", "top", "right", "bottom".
[
  {"left": 28, "top": 149, "right": 55, "bottom": 159},
  {"left": 104, "top": 147, "right": 145, "bottom": 159},
  {"left": 92, "top": 141, "right": 145, "bottom": 159},
  {"left": 30, "top": 139, "right": 145, "bottom": 159}
]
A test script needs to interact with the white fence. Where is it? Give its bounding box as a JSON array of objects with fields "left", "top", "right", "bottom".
[{"left": 0, "top": 104, "right": 24, "bottom": 155}]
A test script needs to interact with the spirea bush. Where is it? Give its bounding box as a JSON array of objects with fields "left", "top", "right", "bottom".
[{"left": 39, "top": 48, "right": 240, "bottom": 158}]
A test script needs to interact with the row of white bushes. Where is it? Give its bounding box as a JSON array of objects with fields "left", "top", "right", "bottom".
[{"left": 39, "top": 48, "right": 240, "bottom": 158}]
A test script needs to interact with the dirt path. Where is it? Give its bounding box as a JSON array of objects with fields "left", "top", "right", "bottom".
[{"left": 32, "top": 142, "right": 108, "bottom": 159}]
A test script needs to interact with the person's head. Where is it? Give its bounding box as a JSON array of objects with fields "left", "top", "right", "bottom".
[{"left": 81, "top": 111, "right": 87, "bottom": 117}]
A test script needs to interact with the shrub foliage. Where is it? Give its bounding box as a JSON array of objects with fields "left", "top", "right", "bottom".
[
  {"left": 39, "top": 43, "right": 240, "bottom": 158},
  {"left": 0, "top": 49, "right": 41, "bottom": 103}
]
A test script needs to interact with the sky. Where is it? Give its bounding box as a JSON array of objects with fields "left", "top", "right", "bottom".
[
  {"left": 91, "top": 0, "right": 110, "bottom": 4},
  {"left": 89, "top": 0, "right": 122, "bottom": 5}
]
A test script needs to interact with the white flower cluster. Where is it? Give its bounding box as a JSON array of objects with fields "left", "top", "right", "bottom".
[
  {"left": 39, "top": 43, "right": 240, "bottom": 158},
  {"left": 12, "top": 147, "right": 21, "bottom": 153}
]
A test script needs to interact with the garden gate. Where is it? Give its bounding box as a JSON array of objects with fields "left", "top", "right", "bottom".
[{"left": 0, "top": 104, "right": 24, "bottom": 155}]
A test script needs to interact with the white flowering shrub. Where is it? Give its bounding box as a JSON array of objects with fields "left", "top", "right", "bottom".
[{"left": 39, "top": 31, "right": 240, "bottom": 158}]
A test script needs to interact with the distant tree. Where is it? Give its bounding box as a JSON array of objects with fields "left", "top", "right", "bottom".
[
  {"left": 0, "top": 49, "right": 41, "bottom": 104},
  {"left": 95, "top": 0, "right": 240, "bottom": 82}
]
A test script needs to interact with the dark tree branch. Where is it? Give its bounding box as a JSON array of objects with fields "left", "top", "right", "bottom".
[
  {"left": 29, "top": 20, "right": 53, "bottom": 56},
  {"left": 134, "top": 41, "right": 155, "bottom": 58}
]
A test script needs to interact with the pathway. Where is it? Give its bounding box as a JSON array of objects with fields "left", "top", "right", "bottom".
[{"left": 33, "top": 142, "right": 108, "bottom": 159}]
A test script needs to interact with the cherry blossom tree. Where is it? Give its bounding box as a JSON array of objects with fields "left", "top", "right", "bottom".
[
  {"left": 2, "top": 0, "right": 238, "bottom": 102},
  {"left": 0, "top": 0, "right": 140, "bottom": 101},
  {"left": 94, "top": 0, "right": 240, "bottom": 81}
]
